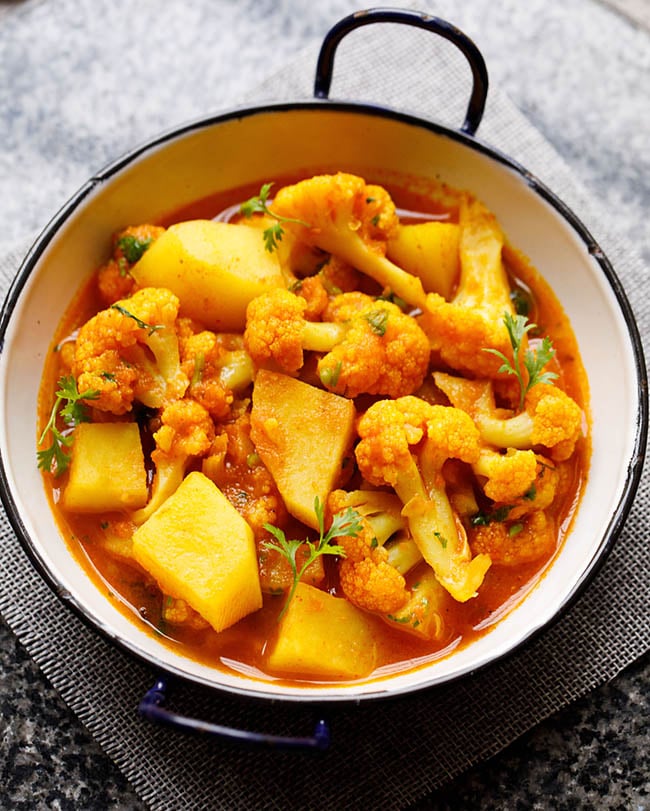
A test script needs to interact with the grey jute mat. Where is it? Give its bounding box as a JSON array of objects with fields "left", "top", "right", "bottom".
[{"left": 1, "top": 19, "right": 648, "bottom": 811}]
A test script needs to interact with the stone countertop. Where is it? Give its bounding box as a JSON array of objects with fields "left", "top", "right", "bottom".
[{"left": 1, "top": 0, "right": 648, "bottom": 808}]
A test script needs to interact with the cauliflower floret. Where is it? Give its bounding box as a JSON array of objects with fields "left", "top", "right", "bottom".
[
  {"left": 472, "top": 447, "right": 538, "bottom": 503},
  {"left": 244, "top": 288, "right": 347, "bottom": 374},
  {"left": 244, "top": 288, "right": 430, "bottom": 399},
  {"left": 161, "top": 596, "right": 210, "bottom": 630},
  {"left": 470, "top": 510, "right": 556, "bottom": 566},
  {"left": 201, "top": 413, "right": 288, "bottom": 542},
  {"left": 272, "top": 173, "right": 427, "bottom": 308},
  {"left": 317, "top": 298, "right": 431, "bottom": 399},
  {"left": 292, "top": 275, "right": 329, "bottom": 321},
  {"left": 434, "top": 371, "right": 584, "bottom": 462},
  {"left": 355, "top": 396, "right": 491, "bottom": 602},
  {"left": 337, "top": 522, "right": 410, "bottom": 616},
  {"left": 132, "top": 399, "right": 215, "bottom": 524},
  {"left": 178, "top": 322, "right": 253, "bottom": 421},
  {"left": 319, "top": 255, "right": 363, "bottom": 295},
  {"left": 477, "top": 383, "right": 583, "bottom": 462},
  {"left": 326, "top": 489, "right": 409, "bottom": 614},
  {"left": 501, "top": 455, "right": 560, "bottom": 521},
  {"left": 74, "top": 287, "right": 188, "bottom": 415},
  {"left": 419, "top": 197, "right": 515, "bottom": 378}
]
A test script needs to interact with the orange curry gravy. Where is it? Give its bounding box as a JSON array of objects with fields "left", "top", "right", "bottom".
[{"left": 38, "top": 174, "right": 590, "bottom": 686}]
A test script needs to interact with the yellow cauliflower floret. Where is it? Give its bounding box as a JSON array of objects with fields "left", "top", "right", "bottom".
[
  {"left": 355, "top": 398, "right": 420, "bottom": 488},
  {"left": 317, "top": 299, "right": 430, "bottom": 399},
  {"left": 244, "top": 288, "right": 308, "bottom": 373},
  {"left": 132, "top": 399, "right": 215, "bottom": 525},
  {"left": 323, "top": 291, "right": 375, "bottom": 323},
  {"left": 526, "top": 385, "right": 583, "bottom": 460},
  {"left": 472, "top": 447, "right": 538, "bottom": 503},
  {"left": 470, "top": 511, "right": 556, "bottom": 566},
  {"left": 294, "top": 275, "right": 329, "bottom": 321},
  {"left": 434, "top": 371, "right": 584, "bottom": 462},
  {"left": 74, "top": 287, "right": 187, "bottom": 415},
  {"left": 272, "top": 173, "right": 426, "bottom": 308},
  {"left": 244, "top": 287, "right": 429, "bottom": 398},
  {"left": 419, "top": 198, "right": 515, "bottom": 378},
  {"left": 180, "top": 329, "right": 233, "bottom": 420},
  {"left": 336, "top": 519, "right": 409, "bottom": 616},
  {"left": 356, "top": 396, "right": 489, "bottom": 603},
  {"left": 152, "top": 399, "right": 215, "bottom": 460}
]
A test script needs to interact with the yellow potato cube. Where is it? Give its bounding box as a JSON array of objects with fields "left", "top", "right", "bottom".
[
  {"left": 268, "top": 583, "right": 378, "bottom": 680},
  {"left": 387, "top": 221, "right": 460, "bottom": 300},
  {"left": 132, "top": 471, "right": 262, "bottom": 633},
  {"left": 131, "top": 219, "right": 285, "bottom": 331},
  {"left": 250, "top": 370, "right": 356, "bottom": 529},
  {"left": 63, "top": 422, "right": 148, "bottom": 512}
]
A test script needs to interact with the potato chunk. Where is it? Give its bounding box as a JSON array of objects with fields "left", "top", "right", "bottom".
[
  {"left": 267, "top": 583, "right": 378, "bottom": 679},
  {"left": 250, "top": 370, "right": 356, "bottom": 529},
  {"left": 131, "top": 220, "right": 285, "bottom": 331},
  {"left": 132, "top": 471, "right": 262, "bottom": 632},
  {"left": 63, "top": 422, "right": 148, "bottom": 512},
  {"left": 387, "top": 221, "right": 460, "bottom": 300}
]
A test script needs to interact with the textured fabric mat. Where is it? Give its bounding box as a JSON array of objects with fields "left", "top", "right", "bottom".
[{"left": 1, "top": 18, "right": 648, "bottom": 811}]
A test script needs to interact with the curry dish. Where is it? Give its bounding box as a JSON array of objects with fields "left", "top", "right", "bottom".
[{"left": 37, "top": 171, "right": 589, "bottom": 684}]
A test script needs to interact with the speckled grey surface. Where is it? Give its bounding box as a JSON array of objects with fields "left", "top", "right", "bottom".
[{"left": 0, "top": 0, "right": 648, "bottom": 808}]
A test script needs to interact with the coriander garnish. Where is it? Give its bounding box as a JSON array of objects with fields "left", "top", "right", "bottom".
[
  {"left": 37, "top": 375, "right": 99, "bottom": 476},
  {"left": 263, "top": 497, "right": 362, "bottom": 620},
  {"left": 484, "top": 312, "right": 558, "bottom": 411},
  {"left": 239, "top": 182, "right": 311, "bottom": 253},
  {"left": 110, "top": 304, "right": 164, "bottom": 336}
]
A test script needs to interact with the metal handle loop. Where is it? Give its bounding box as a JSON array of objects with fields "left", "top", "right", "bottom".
[
  {"left": 139, "top": 677, "right": 330, "bottom": 751},
  {"left": 314, "top": 7, "right": 489, "bottom": 135}
]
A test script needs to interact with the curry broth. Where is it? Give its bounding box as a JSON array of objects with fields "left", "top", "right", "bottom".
[{"left": 39, "top": 175, "right": 589, "bottom": 685}]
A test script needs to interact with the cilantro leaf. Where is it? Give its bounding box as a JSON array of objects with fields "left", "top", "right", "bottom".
[
  {"left": 37, "top": 376, "right": 99, "bottom": 476},
  {"left": 484, "top": 312, "right": 558, "bottom": 411},
  {"left": 110, "top": 304, "right": 164, "bottom": 336},
  {"left": 239, "top": 182, "right": 311, "bottom": 253},
  {"left": 263, "top": 496, "right": 362, "bottom": 620},
  {"left": 116, "top": 234, "right": 153, "bottom": 264}
]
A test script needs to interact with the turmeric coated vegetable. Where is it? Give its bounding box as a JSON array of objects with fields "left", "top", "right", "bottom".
[
  {"left": 469, "top": 510, "right": 556, "bottom": 566},
  {"left": 271, "top": 173, "right": 428, "bottom": 308},
  {"left": 245, "top": 288, "right": 430, "bottom": 398},
  {"left": 178, "top": 319, "right": 253, "bottom": 420},
  {"left": 97, "top": 224, "right": 165, "bottom": 306},
  {"left": 73, "top": 287, "right": 188, "bottom": 415},
  {"left": 328, "top": 489, "right": 409, "bottom": 615},
  {"left": 244, "top": 288, "right": 347, "bottom": 374},
  {"left": 355, "top": 397, "right": 492, "bottom": 602},
  {"left": 434, "top": 371, "right": 583, "bottom": 462},
  {"left": 471, "top": 446, "right": 538, "bottom": 503},
  {"left": 478, "top": 384, "right": 583, "bottom": 461},
  {"left": 420, "top": 198, "right": 516, "bottom": 378},
  {"left": 316, "top": 295, "right": 431, "bottom": 398},
  {"left": 132, "top": 398, "right": 215, "bottom": 524}
]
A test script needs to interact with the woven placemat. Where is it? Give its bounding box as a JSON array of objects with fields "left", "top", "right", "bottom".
[{"left": 1, "top": 17, "right": 648, "bottom": 811}]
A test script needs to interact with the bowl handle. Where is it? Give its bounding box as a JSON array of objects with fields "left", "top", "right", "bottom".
[
  {"left": 314, "top": 7, "right": 489, "bottom": 135},
  {"left": 138, "top": 676, "right": 330, "bottom": 751}
]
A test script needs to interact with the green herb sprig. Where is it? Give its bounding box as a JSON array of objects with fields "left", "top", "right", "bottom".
[
  {"left": 116, "top": 234, "right": 153, "bottom": 264},
  {"left": 239, "top": 182, "right": 311, "bottom": 253},
  {"left": 110, "top": 304, "right": 164, "bottom": 336},
  {"left": 484, "top": 312, "right": 558, "bottom": 411},
  {"left": 37, "top": 376, "right": 99, "bottom": 476},
  {"left": 263, "top": 497, "right": 363, "bottom": 620}
]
